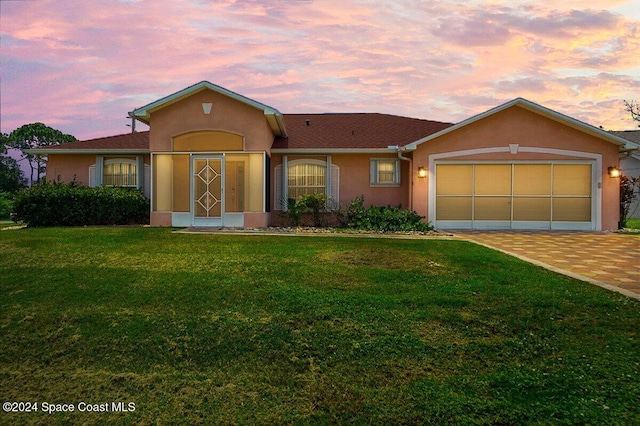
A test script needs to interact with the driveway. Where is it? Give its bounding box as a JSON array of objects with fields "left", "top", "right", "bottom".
[{"left": 451, "top": 231, "right": 640, "bottom": 299}]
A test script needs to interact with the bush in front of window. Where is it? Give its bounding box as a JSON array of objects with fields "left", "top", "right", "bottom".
[
  {"left": 341, "top": 195, "right": 433, "bottom": 232},
  {"left": 12, "top": 180, "right": 150, "bottom": 227},
  {"left": 296, "top": 193, "right": 330, "bottom": 227},
  {"left": 282, "top": 193, "right": 330, "bottom": 227}
]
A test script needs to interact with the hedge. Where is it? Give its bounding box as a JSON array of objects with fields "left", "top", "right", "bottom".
[{"left": 12, "top": 181, "right": 150, "bottom": 227}]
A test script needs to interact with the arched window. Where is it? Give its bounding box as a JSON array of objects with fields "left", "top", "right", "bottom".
[
  {"left": 288, "top": 161, "right": 326, "bottom": 199},
  {"left": 103, "top": 159, "right": 137, "bottom": 187},
  {"left": 274, "top": 159, "right": 339, "bottom": 210}
]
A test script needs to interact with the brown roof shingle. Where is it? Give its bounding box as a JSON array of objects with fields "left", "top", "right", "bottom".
[
  {"left": 45, "top": 131, "right": 150, "bottom": 151},
  {"left": 611, "top": 130, "right": 640, "bottom": 144},
  {"left": 50, "top": 114, "right": 454, "bottom": 152},
  {"left": 274, "top": 113, "right": 453, "bottom": 150}
]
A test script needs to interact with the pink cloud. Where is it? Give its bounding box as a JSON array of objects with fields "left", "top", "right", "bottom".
[{"left": 1, "top": 0, "right": 639, "bottom": 140}]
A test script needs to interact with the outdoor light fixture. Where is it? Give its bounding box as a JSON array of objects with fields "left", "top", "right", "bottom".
[
  {"left": 608, "top": 166, "right": 621, "bottom": 178},
  {"left": 418, "top": 166, "right": 427, "bottom": 178}
]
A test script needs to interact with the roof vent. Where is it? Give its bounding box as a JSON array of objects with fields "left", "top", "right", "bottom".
[{"left": 306, "top": 119, "right": 310, "bottom": 126}]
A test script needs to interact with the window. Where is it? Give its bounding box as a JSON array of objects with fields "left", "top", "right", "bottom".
[
  {"left": 371, "top": 159, "right": 400, "bottom": 185},
  {"left": 104, "top": 159, "right": 137, "bottom": 187},
  {"left": 274, "top": 159, "right": 339, "bottom": 210},
  {"left": 288, "top": 162, "right": 326, "bottom": 199}
]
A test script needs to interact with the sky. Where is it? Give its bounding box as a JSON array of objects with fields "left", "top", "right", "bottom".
[{"left": 1, "top": 0, "right": 640, "bottom": 142}]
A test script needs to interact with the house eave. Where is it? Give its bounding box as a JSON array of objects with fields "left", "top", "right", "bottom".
[
  {"left": 27, "top": 148, "right": 150, "bottom": 155},
  {"left": 271, "top": 148, "right": 396, "bottom": 154}
]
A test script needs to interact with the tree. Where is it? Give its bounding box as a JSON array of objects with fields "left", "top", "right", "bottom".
[
  {"left": 623, "top": 100, "right": 640, "bottom": 127},
  {"left": 0, "top": 133, "right": 27, "bottom": 192},
  {"left": 619, "top": 174, "right": 640, "bottom": 229},
  {"left": 7, "top": 123, "right": 77, "bottom": 185}
]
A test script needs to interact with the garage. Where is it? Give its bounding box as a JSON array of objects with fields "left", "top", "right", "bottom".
[{"left": 435, "top": 162, "right": 594, "bottom": 230}]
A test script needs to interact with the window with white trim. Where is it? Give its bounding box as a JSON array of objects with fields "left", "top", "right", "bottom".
[
  {"left": 104, "top": 159, "right": 137, "bottom": 187},
  {"left": 370, "top": 159, "right": 400, "bottom": 185},
  {"left": 288, "top": 162, "right": 326, "bottom": 199},
  {"left": 274, "top": 159, "right": 339, "bottom": 210}
]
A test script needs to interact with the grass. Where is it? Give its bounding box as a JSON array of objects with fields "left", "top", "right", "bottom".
[
  {"left": 1, "top": 227, "right": 639, "bottom": 425},
  {"left": 625, "top": 218, "right": 640, "bottom": 229}
]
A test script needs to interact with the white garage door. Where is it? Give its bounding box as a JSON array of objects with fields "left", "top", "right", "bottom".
[{"left": 435, "top": 163, "right": 594, "bottom": 230}]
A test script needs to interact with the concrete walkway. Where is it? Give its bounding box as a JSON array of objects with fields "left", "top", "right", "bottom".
[{"left": 452, "top": 231, "right": 640, "bottom": 300}]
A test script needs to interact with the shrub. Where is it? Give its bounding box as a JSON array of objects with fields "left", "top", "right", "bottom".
[
  {"left": 342, "top": 195, "right": 433, "bottom": 232},
  {"left": 295, "top": 193, "right": 329, "bottom": 227},
  {"left": 12, "top": 180, "right": 150, "bottom": 227},
  {"left": 282, "top": 193, "right": 330, "bottom": 227},
  {"left": 0, "top": 191, "right": 13, "bottom": 220}
]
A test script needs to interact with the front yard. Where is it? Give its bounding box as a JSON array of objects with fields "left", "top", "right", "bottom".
[{"left": 1, "top": 228, "right": 638, "bottom": 425}]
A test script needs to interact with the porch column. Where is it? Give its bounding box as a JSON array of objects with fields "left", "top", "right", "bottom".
[
  {"left": 326, "top": 155, "right": 332, "bottom": 199},
  {"left": 136, "top": 155, "right": 144, "bottom": 191},
  {"left": 282, "top": 155, "right": 288, "bottom": 211},
  {"left": 95, "top": 155, "right": 104, "bottom": 186}
]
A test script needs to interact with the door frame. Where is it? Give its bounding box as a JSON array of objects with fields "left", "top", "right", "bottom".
[
  {"left": 428, "top": 147, "right": 602, "bottom": 230},
  {"left": 191, "top": 155, "right": 225, "bottom": 227}
]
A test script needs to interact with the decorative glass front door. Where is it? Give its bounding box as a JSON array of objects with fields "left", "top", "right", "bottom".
[{"left": 193, "top": 157, "right": 223, "bottom": 224}]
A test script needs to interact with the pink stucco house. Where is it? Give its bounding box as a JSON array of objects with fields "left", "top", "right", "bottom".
[{"left": 33, "top": 81, "right": 639, "bottom": 230}]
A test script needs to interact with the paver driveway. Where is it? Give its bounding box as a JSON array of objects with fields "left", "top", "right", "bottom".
[{"left": 452, "top": 231, "right": 640, "bottom": 299}]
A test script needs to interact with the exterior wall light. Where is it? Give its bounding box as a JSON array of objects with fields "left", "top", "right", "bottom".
[
  {"left": 417, "top": 166, "right": 427, "bottom": 178},
  {"left": 608, "top": 166, "right": 621, "bottom": 178}
]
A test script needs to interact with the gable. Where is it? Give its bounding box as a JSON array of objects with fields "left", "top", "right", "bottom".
[
  {"left": 132, "top": 81, "right": 286, "bottom": 137},
  {"left": 144, "top": 87, "right": 280, "bottom": 152},
  {"left": 406, "top": 99, "right": 638, "bottom": 152},
  {"left": 411, "top": 105, "right": 620, "bottom": 157}
]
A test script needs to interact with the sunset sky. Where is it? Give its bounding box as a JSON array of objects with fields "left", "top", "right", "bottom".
[{"left": 2, "top": 0, "right": 639, "bottom": 141}]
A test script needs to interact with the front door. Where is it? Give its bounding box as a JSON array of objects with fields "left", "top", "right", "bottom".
[{"left": 192, "top": 156, "right": 224, "bottom": 226}]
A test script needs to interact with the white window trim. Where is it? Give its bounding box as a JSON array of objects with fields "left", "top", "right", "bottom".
[
  {"left": 103, "top": 158, "right": 138, "bottom": 187},
  {"left": 274, "top": 159, "right": 339, "bottom": 210},
  {"left": 370, "top": 158, "right": 401, "bottom": 186},
  {"left": 89, "top": 157, "right": 149, "bottom": 196}
]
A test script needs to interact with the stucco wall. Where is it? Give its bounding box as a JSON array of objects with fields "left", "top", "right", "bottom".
[
  {"left": 46, "top": 154, "right": 96, "bottom": 184},
  {"left": 46, "top": 154, "right": 151, "bottom": 187},
  {"left": 411, "top": 106, "right": 621, "bottom": 230},
  {"left": 148, "top": 89, "right": 275, "bottom": 153},
  {"left": 270, "top": 153, "right": 411, "bottom": 212}
]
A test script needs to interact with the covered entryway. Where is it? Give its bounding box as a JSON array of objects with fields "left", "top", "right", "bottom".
[{"left": 435, "top": 162, "right": 595, "bottom": 230}]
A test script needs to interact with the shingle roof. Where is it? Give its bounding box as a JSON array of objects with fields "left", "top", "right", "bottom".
[
  {"left": 46, "top": 114, "right": 454, "bottom": 152},
  {"left": 273, "top": 113, "right": 453, "bottom": 150},
  {"left": 42, "top": 131, "right": 150, "bottom": 151},
  {"left": 611, "top": 130, "right": 640, "bottom": 144}
]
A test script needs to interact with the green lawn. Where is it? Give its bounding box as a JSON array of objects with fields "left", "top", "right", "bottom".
[
  {"left": 1, "top": 228, "right": 638, "bottom": 425},
  {"left": 626, "top": 218, "right": 640, "bottom": 229}
]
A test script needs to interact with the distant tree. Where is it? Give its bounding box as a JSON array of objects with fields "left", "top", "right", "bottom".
[
  {"left": 623, "top": 100, "right": 640, "bottom": 127},
  {"left": 7, "top": 123, "right": 77, "bottom": 185},
  {"left": 0, "top": 133, "right": 27, "bottom": 192}
]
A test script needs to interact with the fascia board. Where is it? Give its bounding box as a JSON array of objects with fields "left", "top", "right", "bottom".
[
  {"left": 271, "top": 148, "right": 394, "bottom": 154},
  {"left": 27, "top": 149, "right": 149, "bottom": 155}
]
